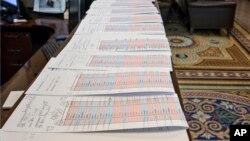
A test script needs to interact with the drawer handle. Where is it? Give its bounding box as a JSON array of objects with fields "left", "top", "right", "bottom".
[
  {"left": 10, "top": 63, "right": 23, "bottom": 67},
  {"left": 7, "top": 49, "right": 21, "bottom": 53}
]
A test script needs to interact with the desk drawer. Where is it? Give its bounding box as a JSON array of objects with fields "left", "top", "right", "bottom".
[
  {"left": 2, "top": 32, "right": 32, "bottom": 51},
  {"left": 1, "top": 31, "right": 33, "bottom": 83},
  {"left": 3, "top": 53, "right": 29, "bottom": 63},
  {"left": 5, "top": 48, "right": 32, "bottom": 60},
  {"left": 6, "top": 60, "right": 24, "bottom": 68},
  {"left": 2, "top": 61, "right": 24, "bottom": 82},
  {"left": 1, "top": 31, "right": 32, "bottom": 66}
]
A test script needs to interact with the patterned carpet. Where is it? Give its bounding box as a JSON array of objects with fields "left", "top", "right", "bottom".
[
  {"left": 167, "top": 23, "right": 250, "bottom": 139},
  {"left": 182, "top": 90, "right": 250, "bottom": 141},
  {"left": 166, "top": 25, "right": 250, "bottom": 70},
  {"left": 176, "top": 70, "right": 250, "bottom": 87},
  {"left": 161, "top": 3, "right": 250, "bottom": 140},
  {"left": 165, "top": 23, "right": 250, "bottom": 87},
  {"left": 231, "top": 23, "right": 250, "bottom": 54}
]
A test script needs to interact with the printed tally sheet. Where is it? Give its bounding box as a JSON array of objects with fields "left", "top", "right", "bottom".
[
  {"left": 86, "top": 7, "right": 159, "bottom": 15},
  {"left": 48, "top": 52, "right": 172, "bottom": 71},
  {"left": 90, "top": 1, "right": 154, "bottom": 8},
  {"left": 75, "top": 23, "right": 166, "bottom": 35},
  {"left": 83, "top": 14, "right": 163, "bottom": 24},
  {"left": 60, "top": 34, "right": 171, "bottom": 53},
  {"left": 0, "top": 128, "right": 190, "bottom": 141},
  {"left": 25, "top": 69, "right": 175, "bottom": 96},
  {"left": 3, "top": 95, "right": 188, "bottom": 132}
]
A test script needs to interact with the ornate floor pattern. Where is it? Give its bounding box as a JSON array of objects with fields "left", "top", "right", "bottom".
[
  {"left": 167, "top": 30, "right": 250, "bottom": 70},
  {"left": 182, "top": 90, "right": 250, "bottom": 141},
  {"left": 231, "top": 23, "right": 250, "bottom": 54},
  {"left": 166, "top": 24, "right": 250, "bottom": 86},
  {"left": 176, "top": 70, "right": 250, "bottom": 80},
  {"left": 176, "top": 69, "right": 250, "bottom": 87},
  {"left": 163, "top": 3, "right": 250, "bottom": 141},
  {"left": 163, "top": 5, "right": 250, "bottom": 140}
]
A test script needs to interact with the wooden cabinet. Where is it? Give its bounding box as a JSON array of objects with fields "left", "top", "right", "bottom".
[
  {"left": 1, "top": 31, "right": 33, "bottom": 84},
  {"left": 0, "top": 21, "right": 55, "bottom": 85},
  {"left": 0, "top": 16, "right": 70, "bottom": 85}
]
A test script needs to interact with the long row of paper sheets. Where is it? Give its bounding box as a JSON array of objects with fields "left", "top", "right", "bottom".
[{"left": 2, "top": 0, "right": 189, "bottom": 140}]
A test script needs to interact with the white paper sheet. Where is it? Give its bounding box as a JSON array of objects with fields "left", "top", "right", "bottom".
[
  {"left": 61, "top": 34, "right": 170, "bottom": 54},
  {"left": 0, "top": 128, "right": 189, "bottom": 141},
  {"left": 2, "top": 91, "right": 24, "bottom": 109},
  {"left": 83, "top": 14, "right": 163, "bottom": 24},
  {"left": 25, "top": 69, "right": 175, "bottom": 96},
  {"left": 86, "top": 7, "right": 159, "bottom": 15},
  {"left": 49, "top": 52, "right": 172, "bottom": 71},
  {"left": 90, "top": 1, "right": 155, "bottom": 8},
  {"left": 75, "top": 22, "right": 165, "bottom": 34},
  {"left": 3, "top": 95, "right": 188, "bottom": 132}
]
